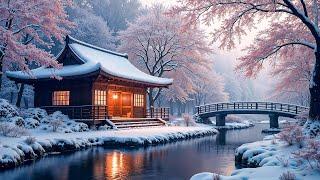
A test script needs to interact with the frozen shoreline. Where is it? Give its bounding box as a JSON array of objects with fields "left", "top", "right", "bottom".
[
  {"left": 191, "top": 135, "right": 320, "bottom": 180},
  {"left": 0, "top": 126, "right": 217, "bottom": 169}
]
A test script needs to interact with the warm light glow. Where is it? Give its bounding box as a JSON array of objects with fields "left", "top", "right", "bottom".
[
  {"left": 104, "top": 151, "right": 144, "bottom": 179},
  {"left": 112, "top": 94, "right": 118, "bottom": 99},
  {"left": 52, "top": 91, "right": 70, "bottom": 105},
  {"left": 94, "top": 90, "right": 107, "bottom": 105},
  {"left": 134, "top": 94, "right": 144, "bottom": 107}
]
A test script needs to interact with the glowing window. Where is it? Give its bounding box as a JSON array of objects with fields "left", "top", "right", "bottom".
[
  {"left": 134, "top": 94, "right": 144, "bottom": 107},
  {"left": 52, "top": 91, "right": 70, "bottom": 105},
  {"left": 94, "top": 90, "right": 107, "bottom": 105}
]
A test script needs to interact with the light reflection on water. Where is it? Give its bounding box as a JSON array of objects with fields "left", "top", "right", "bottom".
[{"left": 0, "top": 124, "right": 270, "bottom": 180}]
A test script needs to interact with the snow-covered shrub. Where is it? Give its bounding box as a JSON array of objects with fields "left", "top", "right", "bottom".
[
  {"left": 303, "top": 120, "right": 320, "bottom": 137},
  {"left": 49, "top": 111, "right": 68, "bottom": 122},
  {"left": 0, "top": 122, "right": 29, "bottom": 137},
  {"left": 24, "top": 118, "right": 40, "bottom": 129},
  {"left": 21, "top": 108, "right": 48, "bottom": 122},
  {"left": 182, "top": 113, "right": 196, "bottom": 127},
  {"left": 279, "top": 171, "right": 296, "bottom": 180},
  {"left": 0, "top": 98, "right": 19, "bottom": 119},
  {"left": 50, "top": 119, "right": 63, "bottom": 132},
  {"left": 293, "top": 139, "right": 320, "bottom": 169},
  {"left": 295, "top": 110, "right": 309, "bottom": 125},
  {"left": 276, "top": 156, "right": 289, "bottom": 167},
  {"left": 8, "top": 116, "right": 25, "bottom": 127},
  {"left": 277, "top": 124, "right": 304, "bottom": 146},
  {"left": 69, "top": 122, "right": 89, "bottom": 132},
  {"left": 25, "top": 136, "right": 36, "bottom": 145}
]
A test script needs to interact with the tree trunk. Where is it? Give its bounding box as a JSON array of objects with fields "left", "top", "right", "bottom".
[
  {"left": 309, "top": 50, "right": 320, "bottom": 120},
  {"left": 0, "top": 55, "right": 3, "bottom": 91},
  {"left": 16, "top": 83, "right": 25, "bottom": 107},
  {"left": 148, "top": 88, "right": 154, "bottom": 109}
]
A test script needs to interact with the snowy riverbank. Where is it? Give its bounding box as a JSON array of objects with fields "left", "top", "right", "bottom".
[
  {"left": 213, "top": 121, "right": 254, "bottom": 130},
  {"left": 0, "top": 126, "right": 217, "bottom": 169},
  {"left": 191, "top": 125, "right": 320, "bottom": 180}
]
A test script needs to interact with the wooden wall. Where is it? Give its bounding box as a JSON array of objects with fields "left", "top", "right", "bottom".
[{"left": 34, "top": 78, "right": 93, "bottom": 107}]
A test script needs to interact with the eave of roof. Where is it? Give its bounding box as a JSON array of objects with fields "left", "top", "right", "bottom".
[{"left": 6, "top": 35, "right": 173, "bottom": 87}]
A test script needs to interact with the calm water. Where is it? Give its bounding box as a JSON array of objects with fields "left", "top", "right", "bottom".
[{"left": 0, "top": 124, "right": 270, "bottom": 180}]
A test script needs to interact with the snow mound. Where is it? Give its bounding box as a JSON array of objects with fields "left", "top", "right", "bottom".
[{"left": 0, "top": 99, "right": 89, "bottom": 133}]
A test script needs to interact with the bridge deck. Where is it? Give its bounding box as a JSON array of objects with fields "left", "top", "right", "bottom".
[{"left": 195, "top": 102, "right": 309, "bottom": 118}]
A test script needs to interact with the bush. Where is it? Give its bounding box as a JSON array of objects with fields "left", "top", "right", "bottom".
[
  {"left": 50, "top": 119, "right": 63, "bottom": 132},
  {"left": 279, "top": 171, "right": 296, "bottom": 180},
  {"left": 25, "top": 118, "right": 40, "bottom": 129},
  {"left": 0, "top": 99, "right": 19, "bottom": 119},
  {"left": 293, "top": 139, "right": 320, "bottom": 169},
  {"left": 8, "top": 116, "right": 25, "bottom": 127},
  {"left": 0, "top": 123, "right": 29, "bottom": 137},
  {"left": 276, "top": 156, "right": 289, "bottom": 167},
  {"left": 295, "top": 110, "right": 309, "bottom": 125},
  {"left": 303, "top": 120, "right": 320, "bottom": 137},
  {"left": 182, "top": 113, "right": 196, "bottom": 127},
  {"left": 20, "top": 108, "right": 48, "bottom": 121},
  {"left": 25, "top": 136, "right": 36, "bottom": 145},
  {"left": 277, "top": 124, "right": 305, "bottom": 146}
]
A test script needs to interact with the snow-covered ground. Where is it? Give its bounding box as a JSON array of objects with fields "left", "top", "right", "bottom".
[
  {"left": 191, "top": 125, "right": 320, "bottom": 180},
  {"left": 212, "top": 121, "right": 254, "bottom": 130},
  {"left": 0, "top": 99, "right": 218, "bottom": 169},
  {"left": 0, "top": 126, "right": 217, "bottom": 169}
]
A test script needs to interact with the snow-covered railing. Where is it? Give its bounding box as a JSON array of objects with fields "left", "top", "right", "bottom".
[
  {"left": 146, "top": 107, "right": 170, "bottom": 120},
  {"left": 195, "top": 102, "right": 309, "bottom": 116},
  {"left": 41, "top": 105, "right": 109, "bottom": 121}
]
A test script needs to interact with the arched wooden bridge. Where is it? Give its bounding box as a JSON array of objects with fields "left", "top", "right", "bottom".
[{"left": 195, "top": 102, "right": 309, "bottom": 128}]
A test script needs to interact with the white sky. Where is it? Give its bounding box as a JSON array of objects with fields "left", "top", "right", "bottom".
[{"left": 139, "top": 0, "right": 275, "bottom": 100}]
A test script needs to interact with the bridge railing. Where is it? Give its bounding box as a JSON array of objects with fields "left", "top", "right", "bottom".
[{"left": 195, "top": 102, "right": 309, "bottom": 115}]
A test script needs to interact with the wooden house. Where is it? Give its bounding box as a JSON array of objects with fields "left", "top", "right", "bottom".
[{"left": 6, "top": 36, "right": 173, "bottom": 128}]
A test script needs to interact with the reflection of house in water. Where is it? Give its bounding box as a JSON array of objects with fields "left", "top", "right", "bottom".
[{"left": 104, "top": 151, "right": 144, "bottom": 179}]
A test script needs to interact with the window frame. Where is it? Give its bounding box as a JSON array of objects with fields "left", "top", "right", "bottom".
[
  {"left": 52, "top": 91, "right": 70, "bottom": 106},
  {"left": 94, "top": 90, "right": 107, "bottom": 106},
  {"left": 133, "top": 94, "right": 144, "bottom": 107}
]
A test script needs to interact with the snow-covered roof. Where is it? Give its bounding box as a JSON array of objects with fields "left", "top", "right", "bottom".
[{"left": 6, "top": 36, "right": 173, "bottom": 86}]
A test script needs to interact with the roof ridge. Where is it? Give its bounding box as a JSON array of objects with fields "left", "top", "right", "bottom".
[{"left": 66, "top": 35, "right": 128, "bottom": 59}]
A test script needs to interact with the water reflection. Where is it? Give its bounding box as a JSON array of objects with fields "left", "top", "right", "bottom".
[{"left": 0, "top": 124, "right": 269, "bottom": 180}]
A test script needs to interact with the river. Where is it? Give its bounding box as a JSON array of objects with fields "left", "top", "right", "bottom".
[{"left": 0, "top": 123, "right": 271, "bottom": 180}]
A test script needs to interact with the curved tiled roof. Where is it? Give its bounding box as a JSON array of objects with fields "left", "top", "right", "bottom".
[{"left": 6, "top": 36, "right": 173, "bottom": 86}]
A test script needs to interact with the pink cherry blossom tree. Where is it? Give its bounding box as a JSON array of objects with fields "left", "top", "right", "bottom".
[
  {"left": 270, "top": 46, "right": 313, "bottom": 106},
  {"left": 0, "top": 0, "right": 74, "bottom": 89},
  {"left": 172, "top": 0, "right": 320, "bottom": 120},
  {"left": 118, "top": 4, "right": 212, "bottom": 108}
]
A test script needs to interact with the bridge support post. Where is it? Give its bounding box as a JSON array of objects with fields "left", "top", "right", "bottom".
[
  {"left": 216, "top": 114, "right": 226, "bottom": 126},
  {"left": 269, "top": 114, "right": 279, "bottom": 128}
]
